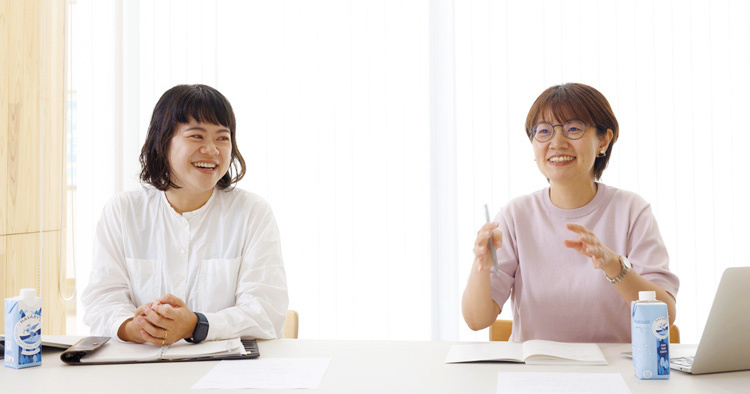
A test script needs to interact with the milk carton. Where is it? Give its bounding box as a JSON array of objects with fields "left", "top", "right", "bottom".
[
  {"left": 4, "top": 288, "right": 42, "bottom": 369},
  {"left": 631, "top": 291, "right": 670, "bottom": 379}
]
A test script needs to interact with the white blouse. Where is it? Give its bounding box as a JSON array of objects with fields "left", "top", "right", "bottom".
[{"left": 81, "top": 186, "right": 288, "bottom": 341}]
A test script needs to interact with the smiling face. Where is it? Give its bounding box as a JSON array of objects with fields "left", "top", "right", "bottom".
[
  {"left": 524, "top": 84, "right": 620, "bottom": 182},
  {"left": 166, "top": 118, "right": 232, "bottom": 203},
  {"left": 532, "top": 113, "right": 612, "bottom": 188}
]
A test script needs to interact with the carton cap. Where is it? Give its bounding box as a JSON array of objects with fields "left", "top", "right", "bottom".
[
  {"left": 638, "top": 290, "right": 657, "bottom": 301},
  {"left": 20, "top": 288, "right": 37, "bottom": 299}
]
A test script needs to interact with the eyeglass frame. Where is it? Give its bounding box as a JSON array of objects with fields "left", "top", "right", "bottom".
[{"left": 530, "top": 120, "right": 592, "bottom": 143}]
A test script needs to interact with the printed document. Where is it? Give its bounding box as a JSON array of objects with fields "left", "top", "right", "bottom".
[
  {"left": 192, "top": 358, "right": 332, "bottom": 389},
  {"left": 497, "top": 372, "right": 630, "bottom": 394}
]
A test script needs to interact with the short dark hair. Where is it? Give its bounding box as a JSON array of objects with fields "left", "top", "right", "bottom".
[
  {"left": 139, "top": 84, "right": 246, "bottom": 190},
  {"left": 525, "top": 83, "right": 619, "bottom": 180}
]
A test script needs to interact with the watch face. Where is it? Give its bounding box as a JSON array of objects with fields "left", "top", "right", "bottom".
[
  {"left": 621, "top": 256, "right": 632, "bottom": 269},
  {"left": 193, "top": 313, "right": 209, "bottom": 342},
  {"left": 196, "top": 323, "right": 209, "bottom": 340}
]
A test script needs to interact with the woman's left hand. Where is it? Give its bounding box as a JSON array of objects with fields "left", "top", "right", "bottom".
[
  {"left": 139, "top": 294, "right": 199, "bottom": 345},
  {"left": 563, "top": 223, "right": 621, "bottom": 278}
]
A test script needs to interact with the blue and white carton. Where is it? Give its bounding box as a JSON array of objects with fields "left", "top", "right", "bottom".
[
  {"left": 4, "top": 288, "right": 42, "bottom": 369},
  {"left": 631, "top": 290, "right": 670, "bottom": 379}
]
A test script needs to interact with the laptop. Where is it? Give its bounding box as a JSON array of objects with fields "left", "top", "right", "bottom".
[{"left": 670, "top": 266, "right": 750, "bottom": 374}]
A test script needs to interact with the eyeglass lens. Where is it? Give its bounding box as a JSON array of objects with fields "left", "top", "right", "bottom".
[{"left": 533, "top": 120, "right": 586, "bottom": 142}]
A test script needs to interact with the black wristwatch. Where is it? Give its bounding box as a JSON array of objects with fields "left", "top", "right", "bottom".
[{"left": 185, "top": 312, "right": 209, "bottom": 344}]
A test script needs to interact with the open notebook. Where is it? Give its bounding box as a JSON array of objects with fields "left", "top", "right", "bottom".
[
  {"left": 60, "top": 336, "right": 259, "bottom": 365},
  {"left": 445, "top": 340, "right": 607, "bottom": 366}
]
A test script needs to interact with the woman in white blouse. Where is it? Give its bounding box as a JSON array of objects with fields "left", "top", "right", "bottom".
[{"left": 82, "top": 84, "right": 288, "bottom": 345}]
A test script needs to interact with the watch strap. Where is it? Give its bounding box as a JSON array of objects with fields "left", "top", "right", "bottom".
[
  {"left": 605, "top": 256, "right": 631, "bottom": 284},
  {"left": 185, "top": 312, "right": 208, "bottom": 344}
]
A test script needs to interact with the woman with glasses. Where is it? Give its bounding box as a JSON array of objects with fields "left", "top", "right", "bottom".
[{"left": 462, "top": 83, "right": 679, "bottom": 343}]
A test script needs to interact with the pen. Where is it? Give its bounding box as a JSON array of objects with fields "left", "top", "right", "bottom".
[{"left": 484, "top": 204, "right": 499, "bottom": 273}]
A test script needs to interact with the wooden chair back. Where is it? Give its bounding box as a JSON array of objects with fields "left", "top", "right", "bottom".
[
  {"left": 283, "top": 310, "right": 299, "bottom": 339},
  {"left": 489, "top": 319, "right": 513, "bottom": 341},
  {"left": 488, "top": 319, "right": 681, "bottom": 343}
]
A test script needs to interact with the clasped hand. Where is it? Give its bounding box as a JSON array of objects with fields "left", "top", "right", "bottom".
[{"left": 122, "top": 294, "right": 198, "bottom": 346}]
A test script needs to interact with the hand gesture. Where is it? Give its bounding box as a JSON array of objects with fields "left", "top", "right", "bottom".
[
  {"left": 563, "top": 223, "right": 620, "bottom": 276},
  {"left": 473, "top": 222, "right": 502, "bottom": 272}
]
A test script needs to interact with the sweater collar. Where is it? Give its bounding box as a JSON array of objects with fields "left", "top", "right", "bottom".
[{"left": 541, "top": 182, "right": 609, "bottom": 219}]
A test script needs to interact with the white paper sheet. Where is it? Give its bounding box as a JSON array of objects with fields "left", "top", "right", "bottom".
[
  {"left": 192, "top": 357, "right": 331, "bottom": 389},
  {"left": 497, "top": 372, "right": 631, "bottom": 394}
]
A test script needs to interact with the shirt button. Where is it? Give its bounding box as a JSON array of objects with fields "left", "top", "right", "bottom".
[
  {"left": 178, "top": 275, "right": 185, "bottom": 281},
  {"left": 180, "top": 249, "right": 186, "bottom": 255}
]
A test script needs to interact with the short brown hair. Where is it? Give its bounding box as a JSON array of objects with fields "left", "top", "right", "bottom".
[
  {"left": 525, "top": 83, "right": 619, "bottom": 180},
  {"left": 139, "top": 84, "right": 246, "bottom": 190}
]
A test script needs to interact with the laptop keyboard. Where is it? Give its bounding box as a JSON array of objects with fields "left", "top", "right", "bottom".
[{"left": 671, "top": 356, "right": 695, "bottom": 368}]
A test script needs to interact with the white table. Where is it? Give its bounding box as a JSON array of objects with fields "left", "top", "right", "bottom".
[{"left": 1, "top": 339, "right": 748, "bottom": 393}]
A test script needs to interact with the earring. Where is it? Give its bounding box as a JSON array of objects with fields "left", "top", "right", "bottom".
[{"left": 597, "top": 151, "right": 606, "bottom": 157}]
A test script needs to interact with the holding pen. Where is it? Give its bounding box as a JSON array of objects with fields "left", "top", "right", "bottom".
[
  {"left": 484, "top": 204, "right": 499, "bottom": 273},
  {"left": 462, "top": 204, "right": 503, "bottom": 330}
]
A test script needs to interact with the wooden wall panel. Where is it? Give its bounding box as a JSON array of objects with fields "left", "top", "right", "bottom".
[
  {"left": 0, "top": 0, "right": 9, "bottom": 236},
  {"left": 42, "top": 0, "right": 65, "bottom": 232},
  {"left": 41, "top": 0, "right": 67, "bottom": 335},
  {"left": 0, "top": 235, "right": 6, "bottom": 331},
  {"left": 5, "top": 233, "right": 38, "bottom": 297},
  {"left": 42, "top": 231, "right": 64, "bottom": 334},
  {"left": 7, "top": 0, "right": 40, "bottom": 235},
  {"left": 5, "top": 233, "right": 39, "bottom": 306},
  {"left": 3, "top": 232, "right": 65, "bottom": 335},
  {"left": 2, "top": 0, "right": 68, "bottom": 334}
]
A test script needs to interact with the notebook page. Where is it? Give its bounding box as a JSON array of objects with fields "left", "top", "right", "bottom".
[
  {"left": 162, "top": 338, "right": 244, "bottom": 359},
  {"left": 80, "top": 341, "right": 161, "bottom": 363}
]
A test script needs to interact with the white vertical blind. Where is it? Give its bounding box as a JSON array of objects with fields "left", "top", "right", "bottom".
[
  {"left": 69, "top": 0, "right": 750, "bottom": 343},
  {"left": 70, "top": 0, "right": 119, "bottom": 334},
  {"left": 215, "top": 0, "right": 432, "bottom": 340},
  {"left": 454, "top": 0, "right": 750, "bottom": 343},
  {"left": 429, "top": 0, "right": 460, "bottom": 341}
]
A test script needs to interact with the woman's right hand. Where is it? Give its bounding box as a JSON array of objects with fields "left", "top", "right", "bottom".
[
  {"left": 463, "top": 222, "right": 503, "bottom": 330},
  {"left": 117, "top": 304, "right": 151, "bottom": 344},
  {"left": 473, "top": 222, "right": 502, "bottom": 272}
]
